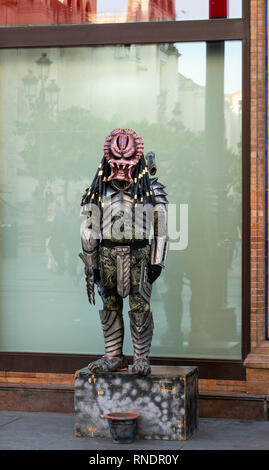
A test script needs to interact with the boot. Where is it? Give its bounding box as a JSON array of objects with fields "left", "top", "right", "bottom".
[
  {"left": 88, "top": 310, "right": 128, "bottom": 373},
  {"left": 128, "top": 311, "right": 154, "bottom": 376}
]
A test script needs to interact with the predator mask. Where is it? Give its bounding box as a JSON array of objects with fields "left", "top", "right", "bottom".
[{"left": 104, "top": 128, "right": 144, "bottom": 183}]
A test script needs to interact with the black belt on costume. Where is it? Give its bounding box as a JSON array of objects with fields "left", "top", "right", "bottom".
[{"left": 101, "top": 239, "right": 149, "bottom": 250}]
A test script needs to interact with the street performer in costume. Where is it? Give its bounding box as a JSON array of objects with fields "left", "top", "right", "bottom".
[{"left": 80, "top": 128, "right": 168, "bottom": 376}]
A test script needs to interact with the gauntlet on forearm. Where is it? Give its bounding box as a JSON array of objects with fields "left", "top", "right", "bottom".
[
  {"left": 80, "top": 209, "right": 100, "bottom": 304},
  {"left": 149, "top": 236, "right": 168, "bottom": 284},
  {"left": 81, "top": 215, "right": 100, "bottom": 271},
  {"left": 150, "top": 235, "right": 168, "bottom": 268}
]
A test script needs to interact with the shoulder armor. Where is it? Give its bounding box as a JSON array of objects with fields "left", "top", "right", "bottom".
[
  {"left": 150, "top": 177, "right": 164, "bottom": 186},
  {"left": 154, "top": 195, "right": 169, "bottom": 204},
  {"left": 150, "top": 178, "right": 168, "bottom": 204}
]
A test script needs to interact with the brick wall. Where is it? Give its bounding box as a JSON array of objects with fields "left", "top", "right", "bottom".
[
  {"left": 249, "top": 0, "right": 266, "bottom": 350},
  {"left": 243, "top": 0, "right": 269, "bottom": 395}
]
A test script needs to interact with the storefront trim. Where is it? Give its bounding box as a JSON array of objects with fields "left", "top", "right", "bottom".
[
  {"left": 0, "top": 6, "right": 250, "bottom": 381},
  {"left": 0, "top": 18, "right": 247, "bottom": 49},
  {"left": 0, "top": 351, "right": 246, "bottom": 380}
]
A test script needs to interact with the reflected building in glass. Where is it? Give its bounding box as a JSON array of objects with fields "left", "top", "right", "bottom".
[
  {"left": 0, "top": 36, "right": 242, "bottom": 359},
  {"left": 0, "top": 0, "right": 241, "bottom": 25}
]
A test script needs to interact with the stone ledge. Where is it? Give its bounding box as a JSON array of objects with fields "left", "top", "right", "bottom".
[
  {"left": 199, "top": 390, "right": 268, "bottom": 420},
  {"left": 0, "top": 381, "right": 267, "bottom": 420},
  {"left": 0, "top": 382, "right": 74, "bottom": 413},
  {"left": 244, "top": 353, "right": 269, "bottom": 369}
]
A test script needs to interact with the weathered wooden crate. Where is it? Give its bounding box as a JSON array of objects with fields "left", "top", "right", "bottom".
[{"left": 74, "top": 365, "right": 198, "bottom": 441}]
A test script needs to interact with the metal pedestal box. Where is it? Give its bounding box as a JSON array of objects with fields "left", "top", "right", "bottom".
[{"left": 74, "top": 365, "right": 198, "bottom": 441}]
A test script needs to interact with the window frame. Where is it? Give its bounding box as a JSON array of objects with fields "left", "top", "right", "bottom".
[{"left": 0, "top": 0, "right": 250, "bottom": 380}]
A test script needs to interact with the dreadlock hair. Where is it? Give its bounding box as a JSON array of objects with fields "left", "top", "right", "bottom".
[
  {"left": 81, "top": 156, "right": 111, "bottom": 209},
  {"left": 131, "top": 154, "right": 155, "bottom": 207},
  {"left": 81, "top": 154, "right": 155, "bottom": 210}
]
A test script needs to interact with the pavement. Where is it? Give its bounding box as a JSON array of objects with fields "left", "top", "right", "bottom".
[{"left": 0, "top": 410, "right": 269, "bottom": 452}]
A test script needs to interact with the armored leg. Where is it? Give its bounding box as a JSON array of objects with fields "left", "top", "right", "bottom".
[
  {"left": 128, "top": 311, "right": 154, "bottom": 376},
  {"left": 88, "top": 245, "right": 128, "bottom": 373},
  {"left": 88, "top": 309, "right": 128, "bottom": 373}
]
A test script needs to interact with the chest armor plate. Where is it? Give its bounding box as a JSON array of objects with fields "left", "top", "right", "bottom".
[{"left": 102, "top": 190, "right": 150, "bottom": 242}]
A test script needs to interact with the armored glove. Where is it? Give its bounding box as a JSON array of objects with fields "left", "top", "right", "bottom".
[
  {"left": 82, "top": 260, "right": 99, "bottom": 284},
  {"left": 148, "top": 264, "right": 162, "bottom": 284},
  {"left": 93, "top": 269, "right": 100, "bottom": 284},
  {"left": 79, "top": 252, "right": 100, "bottom": 305}
]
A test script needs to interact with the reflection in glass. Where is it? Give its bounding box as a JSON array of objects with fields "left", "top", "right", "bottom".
[
  {"left": 0, "top": 41, "right": 242, "bottom": 358},
  {"left": 0, "top": 0, "right": 242, "bottom": 26}
]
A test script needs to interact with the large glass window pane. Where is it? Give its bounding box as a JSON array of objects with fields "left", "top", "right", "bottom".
[
  {"left": 0, "top": 41, "right": 242, "bottom": 358},
  {"left": 0, "top": 1, "right": 242, "bottom": 27}
]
